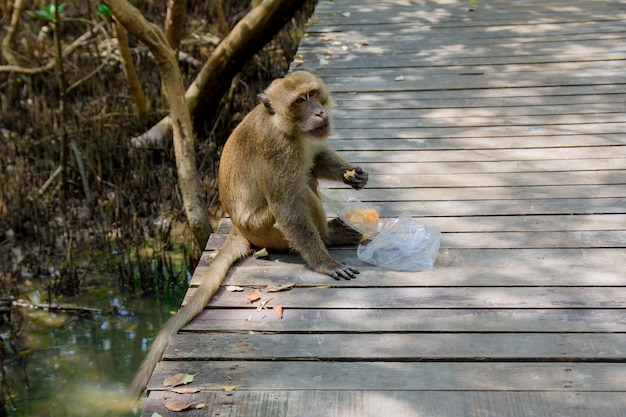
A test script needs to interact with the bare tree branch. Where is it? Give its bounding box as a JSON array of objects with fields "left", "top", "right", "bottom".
[
  {"left": 104, "top": 0, "right": 212, "bottom": 247},
  {"left": 132, "top": 0, "right": 306, "bottom": 148}
]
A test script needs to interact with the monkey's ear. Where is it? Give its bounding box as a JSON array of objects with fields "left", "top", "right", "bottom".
[{"left": 258, "top": 93, "right": 275, "bottom": 115}]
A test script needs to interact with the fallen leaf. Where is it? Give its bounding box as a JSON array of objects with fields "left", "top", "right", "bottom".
[
  {"left": 274, "top": 305, "right": 283, "bottom": 319},
  {"left": 224, "top": 385, "right": 240, "bottom": 392},
  {"left": 247, "top": 290, "right": 262, "bottom": 302},
  {"left": 347, "top": 91, "right": 359, "bottom": 95},
  {"left": 342, "top": 12, "right": 351, "bottom": 17},
  {"left": 163, "top": 372, "right": 198, "bottom": 387},
  {"left": 265, "top": 283, "right": 295, "bottom": 293},
  {"left": 165, "top": 401, "right": 195, "bottom": 412},
  {"left": 292, "top": 59, "right": 304, "bottom": 67},
  {"left": 321, "top": 36, "right": 334, "bottom": 41},
  {"left": 225, "top": 285, "right": 244, "bottom": 292},
  {"left": 256, "top": 298, "right": 273, "bottom": 311},
  {"left": 319, "top": 58, "right": 329, "bottom": 66},
  {"left": 151, "top": 413, "right": 163, "bottom": 417},
  {"left": 195, "top": 402, "right": 206, "bottom": 409},
  {"left": 354, "top": 41, "right": 369, "bottom": 47},
  {"left": 395, "top": 75, "right": 405, "bottom": 81},
  {"left": 253, "top": 248, "right": 269, "bottom": 258}
]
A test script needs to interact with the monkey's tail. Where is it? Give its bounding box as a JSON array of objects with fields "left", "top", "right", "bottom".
[{"left": 130, "top": 229, "right": 251, "bottom": 399}]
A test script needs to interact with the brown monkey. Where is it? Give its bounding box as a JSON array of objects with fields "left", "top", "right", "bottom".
[{"left": 130, "top": 71, "right": 368, "bottom": 398}]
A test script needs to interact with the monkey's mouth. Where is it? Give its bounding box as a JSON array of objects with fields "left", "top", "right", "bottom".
[{"left": 310, "top": 123, "right": 330, "bottom": 136}]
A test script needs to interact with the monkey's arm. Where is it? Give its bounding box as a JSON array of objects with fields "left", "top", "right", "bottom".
[{"left": 312, "top": 149, "right": 368, "bottom": 190}]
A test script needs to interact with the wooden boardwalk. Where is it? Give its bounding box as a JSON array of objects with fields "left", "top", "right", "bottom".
[{"left": 142, "top": 0, "right": 626, "bottom": 415}]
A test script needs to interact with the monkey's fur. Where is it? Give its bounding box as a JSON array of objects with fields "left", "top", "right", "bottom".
[{"left": 130, "top": 71, "right": 368, "bottom": 398}]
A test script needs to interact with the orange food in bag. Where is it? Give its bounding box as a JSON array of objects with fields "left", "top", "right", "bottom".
[{"left": 345, "top": 209, "right": 379, "bottom": 235}]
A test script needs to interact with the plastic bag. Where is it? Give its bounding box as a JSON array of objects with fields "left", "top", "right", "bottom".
[
  {"left": 357, "top": 212, "right": 440, "bottom": 271},
  {"left": 320, "top": 189, "right": 380, "bottom": 238}
]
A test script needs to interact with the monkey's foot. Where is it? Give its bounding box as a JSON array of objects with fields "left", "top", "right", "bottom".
[{"left": 325, "top": 218, "right": 363, "bottom": 246}]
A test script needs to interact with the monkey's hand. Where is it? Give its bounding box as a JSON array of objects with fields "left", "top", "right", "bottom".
[
  {"left": 317, "top": 261, "right": 359, "bottom": 280},
  {"left": 343, "top": 167, "right": 368, "bottom": 190}
]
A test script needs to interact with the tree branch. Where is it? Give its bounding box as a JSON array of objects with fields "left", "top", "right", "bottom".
[
  {"left": 132, "top": 0, "right": 307, "bottom": 148},
  {"left": 104, "top": 0, "right": 212, "bottom": 248}
]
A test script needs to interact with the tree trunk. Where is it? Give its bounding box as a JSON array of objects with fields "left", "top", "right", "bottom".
[
  {"left": 103, "top": 0, "right": 212, "bottom": 248},
  {"left": 132, "top": 0, "right": 307, "bottom": 148},
  {"left": 164, "top": 0, "right": 186, "bottom": 49}
]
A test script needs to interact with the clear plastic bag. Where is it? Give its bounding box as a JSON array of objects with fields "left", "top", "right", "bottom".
[
  {"left": 320, "top": 189, "right": 441, "bottom": 272},
  {"left": 320, "top": 189, "right": 380, "bottom": 238},
  {"left": 357, "top": 212, "right": 440, "bottom": 271}
]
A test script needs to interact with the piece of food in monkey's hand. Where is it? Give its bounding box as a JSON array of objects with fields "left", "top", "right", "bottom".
[
  {"left": 345, "top": 209, "right": 379, "bottom": 235},
  {"left": 342, "top": 167, "right": 368, "bottom": 189},
  {"left": 343, "top": 169, "right": 357, "bottom": 182}
]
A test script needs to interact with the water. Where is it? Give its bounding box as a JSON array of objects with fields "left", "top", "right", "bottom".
[{"left": 3, "top": 289, "right": 186, "bottom": 417}]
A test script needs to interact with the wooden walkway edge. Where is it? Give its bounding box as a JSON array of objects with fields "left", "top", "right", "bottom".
[{"left": 142, "top": 0, "right": 626, "bottom": 415}]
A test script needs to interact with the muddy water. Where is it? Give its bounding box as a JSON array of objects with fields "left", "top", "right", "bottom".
[{"left": 4, "top": 288, "right": 186, "bottom": 417}]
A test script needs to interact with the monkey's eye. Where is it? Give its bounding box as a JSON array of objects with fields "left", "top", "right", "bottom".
[
  {"left": 308, "top": 90, "right": 316, "bottom": 98},
  {"left": 295, "top": 96, "right": 306, "bottom": 104}
]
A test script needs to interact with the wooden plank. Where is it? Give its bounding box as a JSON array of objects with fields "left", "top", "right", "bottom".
[
  {"left": 319, "top": 198, "right": 624, "bottom": 217},
  {"left": 360, "top": 172, "right": 626, "bottom": 189},
  {"left": 335, "top": 147, "right": 624, "bottom": 162},
  {"left": 331, "top": 123, "right": 626, "bottom": 139},
  {"left": 348, "top": 161, "right": 626, "bottom": 174},
  {"left": 333, "top": 102, "right": 626, "bottom": 119},
  {"left": 318, "top": 71, "right": 626, "bottom": 93},
  {"left": 193, "top": 248, "right": 626, "bottom": 288},
  {"left": 309, "top": 18, "right": 626, "bottom": 36},
  {"left": 196, "top": 287, "right": 626, "bottom": 309},
  {"left": 411, "top": 214, "right": 626, "bottom": 232},
  {"left": 149, "top": 361, "right": 626, "bottom": 391},
  {"left": 165, "top": 333, "right": 626, "bottom": 361},
  {"left": 311, "top": 57, "right": 626, "bottom": 75},
  {"left": 331, "top": 84, "right": 626, "bottom": 101},
  {"left": 187, "top": 308, "right": 626, "bottom": 333},
  {"left": 340, "top": 185, "right": 626, "bottom": 200},
  {"left": 329, "top": 136, "right": 626, "bottom": 151},
  {"left": 334, "top": 93, "right": 626, "bottom": 110},
  {"left": 143, "top": 390, "right": 626, "bottom": 417}
]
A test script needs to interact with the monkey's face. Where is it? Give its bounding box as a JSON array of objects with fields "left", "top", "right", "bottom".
[
  {"left": 293, "top": 90, "right": 331, "bottom": 138},
  {"left": 259, "top": 71, "right": 335, "bottom": 139}
]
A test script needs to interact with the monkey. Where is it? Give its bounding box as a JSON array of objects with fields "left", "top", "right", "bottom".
[{"left": 130, "top": 71, "right": 368, "bottom": 398}]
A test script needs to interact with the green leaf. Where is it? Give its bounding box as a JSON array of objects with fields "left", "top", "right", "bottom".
[
  {"left": 34, "top": 10, "right": 53, "bottom": 21},
  {"left": 98, "top": 4, "right": 112, "bottom": 17},
  {"left": 57, "top": 3, "right": 69, "bottom": 13}
]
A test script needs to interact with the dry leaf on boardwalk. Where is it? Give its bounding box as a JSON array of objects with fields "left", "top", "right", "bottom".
[
  {"left": 256, "top": 298, "right": 273, "bottom": 311},
  {"left": 274, "top": 305, "right": 283, "bottom": 319},
  {"left": 247, "top": 289, "right": 262, "bottom": 302},
  {"left": 162, "top": 372, "right": 198, "bottom": 387}
]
